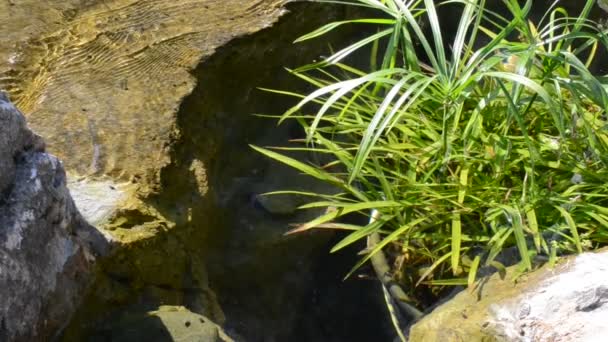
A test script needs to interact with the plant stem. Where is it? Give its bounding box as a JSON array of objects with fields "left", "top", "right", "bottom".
[{"left": 368, "top": 229, "right": 423, "bottom": 321}]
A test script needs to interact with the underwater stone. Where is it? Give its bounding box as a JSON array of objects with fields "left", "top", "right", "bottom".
[{"left": 92, "top": 305, "right": 234, "bottom": 342}]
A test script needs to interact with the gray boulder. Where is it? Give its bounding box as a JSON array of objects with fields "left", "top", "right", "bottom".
[
  {"left": 0, "top": 92, "right": 108, "bottom": 341},
  {"left": 409, "top": 249, "right": 608, "bottom": 342}
]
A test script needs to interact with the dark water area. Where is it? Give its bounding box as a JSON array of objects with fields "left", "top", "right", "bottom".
[
  {"left": 185, "top": 2, "right": 396, "bottom": 341},
  {"left": 286, "top": 238, "right": 396, "bottom": 342}
]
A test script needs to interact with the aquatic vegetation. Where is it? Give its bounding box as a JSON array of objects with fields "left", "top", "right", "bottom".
[{"left": 255, "top": 0, "right": 608, "bottom": 309}]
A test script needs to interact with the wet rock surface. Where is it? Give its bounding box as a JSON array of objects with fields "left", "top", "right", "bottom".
[
  {"left": 409, "top": 249, "right": 608, "bottom": 342},
  {"left": 0, "top": 93, "right": 108, "bottom": 341}
]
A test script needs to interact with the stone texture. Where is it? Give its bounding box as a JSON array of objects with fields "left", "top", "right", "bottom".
[
  {"left": 0, "top": 93, "right": 108, "bottom": 341},
  {"left": 0, "top": 92, "right": 44, "bottom": 194},
  {"left": 409, "top": 249, "right": 608, "bottom": 342}
]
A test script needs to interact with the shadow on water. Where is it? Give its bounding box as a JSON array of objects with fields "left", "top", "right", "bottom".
[
  {"left": 174, "top": 2, "right": 396, "bottom": 341},
  {"left": 86, "top": 313, "right": 171, "bottom": 342}
]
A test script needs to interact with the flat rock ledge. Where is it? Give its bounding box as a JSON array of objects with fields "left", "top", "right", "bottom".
[
  {"left": 410, "top": 249, "right": 608, "bottom": 342},
  {"left": 0, "top": 92, "right": 108, "bottom": 341}
]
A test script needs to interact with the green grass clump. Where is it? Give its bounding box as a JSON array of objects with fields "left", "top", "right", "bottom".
[{"left": 254, "top": 0, "right": 608, "bottom": 299}]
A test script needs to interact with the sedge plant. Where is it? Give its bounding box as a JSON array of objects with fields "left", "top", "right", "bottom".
[{"left": 254, "top": 0, "right": 608, "bottom": 306}]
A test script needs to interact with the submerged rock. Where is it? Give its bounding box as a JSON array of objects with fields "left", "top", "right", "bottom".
[
  {"left": 409, "top": 249, "right": 608, "bottom": 342},
  {"left": 91, "top": 305, "right": 234, "bottom": 342},
  {"left": 0, "top": 0, "right": 290, "bottom": 187},
  {"left": 0, "top": 93, "right": 108, "bottom": 341}
]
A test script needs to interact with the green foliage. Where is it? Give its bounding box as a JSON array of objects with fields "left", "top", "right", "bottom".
[{"left": 254, "top": 0, "right": 608, "bottom": 296}]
